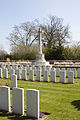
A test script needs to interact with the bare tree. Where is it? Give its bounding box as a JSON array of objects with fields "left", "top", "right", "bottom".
[
  {"left": 7, "top": 20, "right": 39, "bottom": 46},
  {"left": 7, "top": 16, "right": 71, "bottom": 49},
  {"left": 41, "top": 15, "right": 71, "bottom": 48}
]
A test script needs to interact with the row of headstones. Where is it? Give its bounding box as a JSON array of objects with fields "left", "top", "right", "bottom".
[
  {"left": 0, "top": 86, "right": 39, "bottom": 119},
  {"left": 0, "top": 64, "right": 52, "bottom": 77},
  {"left": 1, "top": 63, "right": 80, "bottom": 74},
  {"left": 56, "top": 68, "right": 80, "bottom": 78},
  {"left": 0, "top": 68, "right": 74, "bottom": 84},
  {"left": 10, "top": 71, "right": 74, "bottom": 86},
  {"left": 1, "top": 64, "right": 80, "bottom": 78},
  {"left": 0, "top": 64, "right": 52, "bottom": 73}
]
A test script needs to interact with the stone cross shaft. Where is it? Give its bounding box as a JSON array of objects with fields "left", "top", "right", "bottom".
[{"left": 38, "top": 28, "right": 42, "bottom": 54}]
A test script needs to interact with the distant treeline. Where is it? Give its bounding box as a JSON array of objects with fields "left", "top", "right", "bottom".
[{"left": 0, "top": 44, "right": 80, "bottom": 60}]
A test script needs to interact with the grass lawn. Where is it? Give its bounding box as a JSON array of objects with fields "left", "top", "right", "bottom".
[{"left": 0, "top": 77, "right": 80, "bottom": 120}]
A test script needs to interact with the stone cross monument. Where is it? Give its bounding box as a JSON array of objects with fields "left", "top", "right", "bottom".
[
  {"left": 38, "top": 28, "right": 42, "bottom": 54},
  {"left": 32, "top": 28, "right": 51, "bottom": 66}
]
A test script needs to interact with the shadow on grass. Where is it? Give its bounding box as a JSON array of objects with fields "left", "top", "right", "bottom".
[
  {"left": 0, "top": 111, "right": 50, "bottom": 120},
  {"left": 71, "top": 100, "right": 80, "bottom": 110},
  {"left": 0, "top": 111, "right": 37, "bottom": 120}
]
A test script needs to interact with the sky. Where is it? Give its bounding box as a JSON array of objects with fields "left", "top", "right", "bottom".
[{"left": 0, "top": 0, "right": 80, "bottom": 53}]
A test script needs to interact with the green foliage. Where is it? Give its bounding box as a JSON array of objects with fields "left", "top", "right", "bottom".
[
  {"left": 43, "top": 47, "right": 55, "bottom": 60},
  {"left": 43, "top": 44, "right": 80, "bottom": 60},
  {"left": 43, "top": 45, "right": 64, "bottom": 60},
  {"left": 5, "top": 54, "right": 13, "bottom": 60},
  {"left": 0, "top": 49, "right": 7, "bottom": 60},
  {"left": 55, "top": 46, "right": 65, "bottom": 60},
  {"left": 10, "top": 45, "right": 38, "bottom": 60},
  {"left": 63, "top": 46, "right": 74, "bottom": 60}
]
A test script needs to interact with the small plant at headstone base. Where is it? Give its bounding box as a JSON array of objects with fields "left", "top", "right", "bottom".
[{"left": 39, "top": 112, "right": 45, "bottom": 118}]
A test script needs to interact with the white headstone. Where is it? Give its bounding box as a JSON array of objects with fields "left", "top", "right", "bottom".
[
  {"left": 42, "top": 66, "right": 46, "bottom": 76},
  {"left": 3, "top": 68, "right": 8, "bottom": 79},
  {"left": 60, "top": 71, "right": 65, "bottom": 83},
  {"left": 56, "top": 68, "right": 60, "bottom": 77},
  {"left": 0, "top": 86, "right": 10, "bottom": 112},
  {"left": 14, "top": 65, "right": 18, "bottom": 71},
  {"left": 28, "top": 67, "right": 32, "bottom": 75},
  {"left": 72, "top": 68, "right": 76, "bottom": 78},
  {"left": 50, "top": 70, "right": 56, "bottom": 82},
  {"left": 7, "top": 64, "right": 10, "bottom": 70},
  {"left": 22, "top": 69, "right": 27, "bottom": 80},
  {"left": 1, "top": 64, "right": 5, "bottom": 69},
  {"left": 68, "top": 71, "right": 74, "bottom": 84},
  {"left": 51, "top": 67, "right": 55, "bottom": 70},
  {"left": 46, "top": 66, "right": 51, "bottom": 75},
  {"left": 10, "top": 69, "right": 15, "bottom": 78},
  {"left": 66, "top": 68, "right": 71, "bottom": 78},
  {"left": 77, "top": 68, "right": 80, "bottom": 78},
  {"left": 43, "top": 70, "right": 49, "bottom": 82},
  {"left": 36, "top": 70, "right": 41, "bottom": 81},
  {"left": 33, "top": 67, "right": 37, "bottom": 76},
  {"left": 27, "top": 89, "right": 39, "bottom": 119},
  {"left": 11, "top": 74, "right": 17, "bottom": 88},
  {"left": 16, "top": 69, "right": 21, "bottom": 80},
  {"left": 29, "top": 70, "right": 34, "bottom": 81},
  {"left": 61, "top": 68, "right": 66, "bottom": 71},
  {"left": 12, "top": 88, "right": 24, "bottom": 115},
  {"left": 0, "top": 68, "right": 2, "bottom": 78},
  {"left": 38, "top": 66, "right": 42, "bottom": 71}
]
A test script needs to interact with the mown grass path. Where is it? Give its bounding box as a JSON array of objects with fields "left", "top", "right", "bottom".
[{"left": 0, "top": 77, "right": 80, "bottom": 120}]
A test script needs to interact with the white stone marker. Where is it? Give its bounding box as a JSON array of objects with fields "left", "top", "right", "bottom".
[
  {"left": 77, "top": 68, "right": 80, "bottom": 78},
  {"left": 9, "top": 66, "right": 12, "bottom": 72},
  {"left": 0, "top": 68, "right": 2, "bottom": 78},
  {"left": 46, "top": 66, "right": 51, "bottom": 75},
  {"left": 1, "top": 64, "right": 5, "bottom": 69},
  {"left": 22, "top": 69, "right": 27, "bottom": 80},
  {"left": 33, "top": 67, "right": 37, "bottom": 76},
  {"left": 7, "top": 64, "right": 10, "bottom": 70},
  {"left": 50, "top": 70, "right": 56, "bottom": 82},
  {"left": 12, "top": 88, "right": 24, "bottom": 115},
  {"left": 72, "top": 68, "right": 76, "bottom": 78},
  {"left": 38, "top": 66, "right": 42, "bottom": 71},
  {"left": 68, "top": 71, "right": 74, "bottom": 84},
  {"left": 51, "top": 67, "right": 55, "bottom": 70},
  {"left": 14, "top": 65, "right": 18, "bottom": 72},
  {"left": 43, "top": 70, "right": 49, "bottom": 82},
  {"left": 3, "top": 68, "right": 8, "bottom": 78},
  {"left": 60, "top": 71, "right": 66, "bottom": 83},
  {"left": 19, "top": 68, "right": 22, "bottom": 74},
  {"left": 1, "top": 65, "right": 6, "bottom": 72},
  {"left": 12, "top": 65, "right": 15, "bottom": 69},
  {"left": 28, "top": 67, "right": 32, "bottom": 75},
  {"left": 11, "top": 74, "right": 17, "bottom": 88},
  {"left": 10, "top": 68, "right": 15, "bottom": 74},
  {"left": 66, "top": 68, "right": 71, "bottom": 78},
  {"left": 56, "top": 68, "right": 60, "bottom": 77},
  {"left": 10, "top": 69, "right": 15, "bottom": 78},
  {"left": 29, "top": 70, "right": 34, "bottom": 81},
  {"left": 27, "top": 89, "right": 39, "bottom": 119},
  {"left": 36, "top": 70, "right": 41, "bottom": 81},
  {"left": 61, "top": 68, "right": 66, "bottom": 71},
  {"left": 0, "top": 86, "right": 10, "bottom": 112},
  {"left": 16, "top": 69, "right": 21, "bottom": 80},
  {"left": 42, "top": 66, "right": 46, "bottom": 76}
]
